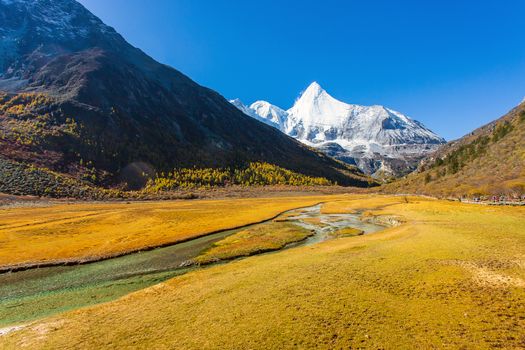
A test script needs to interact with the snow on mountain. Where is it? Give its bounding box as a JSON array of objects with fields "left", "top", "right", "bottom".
[
  {"left": 250, "top": 101, "right": 288, "bottom": 130},
  {"left": 229, "top": 99, "right": 257, "bottom": 118},
  {"left": 285, "top": 82, "right": 352, "bottom": 136},
  {"left": 228, "top": 99, "right": 280, "bottom": 128},
  {"left": 286, "top": 82, "right": 443, "bottom": 151},
  {"left": 231, "top": 82, "right": 445, "bottom": 177}
]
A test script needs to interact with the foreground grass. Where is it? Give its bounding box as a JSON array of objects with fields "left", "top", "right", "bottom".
[
  {"left": 2, "top": 195, "right": 525, "bottom": 349},
  {"left": 0, "top": 196, "right": 334, "bottom": 269},
  {"left": 192, "top": 222, "right": 313, "bottom": 265}
]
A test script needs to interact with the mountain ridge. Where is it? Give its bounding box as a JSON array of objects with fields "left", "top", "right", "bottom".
[
  {"left": 0, "top": 0, "right": 374, "bottom": 195},
  {"left": 384, "top": 101, "right": 525, "bottom": 197}
]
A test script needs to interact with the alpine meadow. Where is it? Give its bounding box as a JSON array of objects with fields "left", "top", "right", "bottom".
[{"left": 0, "top": 1, "right": 524, "bottom": 349}]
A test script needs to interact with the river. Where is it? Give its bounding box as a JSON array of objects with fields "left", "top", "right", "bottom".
[{"left": 0, "top": 204, "right": 384, "bottom": 327}]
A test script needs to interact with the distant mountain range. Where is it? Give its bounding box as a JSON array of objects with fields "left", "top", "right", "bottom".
[
  {"left": 231, "top": 82, "right": 445, "bottom": 177},
  {"left": 0, "top": 0, "right": 372, "bottom": 196},
  {"left": 386, "top": 100, "right": 525, "bottom": 197}
]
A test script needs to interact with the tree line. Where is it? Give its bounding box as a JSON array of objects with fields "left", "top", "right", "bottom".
[{"left": 146, "top": 162, "right": 333, "bottom": 191}]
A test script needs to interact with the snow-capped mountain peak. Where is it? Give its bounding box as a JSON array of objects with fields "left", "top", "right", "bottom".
[
  {"left": 301, "top": 81, "right": 325, "bottom": 97},
  {"left": 287, "top": 82, "right": 354, "bottom": 130},
  {"left": 230, "top": 83, "right": 445, "bottom": 177}
]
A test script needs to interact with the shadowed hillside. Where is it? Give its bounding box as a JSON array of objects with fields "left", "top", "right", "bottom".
[{"left": 0, "top": 0, "right": 373, "bottom": 196}]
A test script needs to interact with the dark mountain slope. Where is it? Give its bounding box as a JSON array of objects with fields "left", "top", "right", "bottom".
[
  {"left": 0, "top": 0, "right": 372, "bottom": 192},
  {"left": 385, "top": 101, "right": 525, "bottom": 197}
]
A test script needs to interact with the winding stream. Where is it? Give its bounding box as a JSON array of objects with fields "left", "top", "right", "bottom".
[{"left": 0, "top": 204, "right": 384, "bottom": 327}]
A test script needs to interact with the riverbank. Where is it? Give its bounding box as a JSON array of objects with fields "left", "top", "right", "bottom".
[
  {"left": 0, "top": 195, "right": 344, "bottom": 271},
  {"left": 0, "top": 202, "right": 384, "bottom": 327}
]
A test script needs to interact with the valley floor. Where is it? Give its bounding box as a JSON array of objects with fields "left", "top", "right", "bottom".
[
  {"left": 0, "top": 194, "right": 338, "bottom": 271},
  {"left": 1, "top": 195, "right": 524, "bottom": 349}
]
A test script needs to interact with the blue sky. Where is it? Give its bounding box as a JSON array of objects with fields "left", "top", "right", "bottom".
[{"left": 78, "top": 0, "right": 525, "bottom": 140}]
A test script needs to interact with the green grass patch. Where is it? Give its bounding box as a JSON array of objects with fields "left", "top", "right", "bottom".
[{"left": 192, "top": 222, "right": 313, "bottom": 265}]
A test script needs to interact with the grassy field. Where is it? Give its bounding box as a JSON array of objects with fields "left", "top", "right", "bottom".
[
  {"left": 192, "top": 222, "right": 313, "bottom": 265},
  {"left": 1, "top": 195, "right": 524, "bottom": 349},
  {"left": 0, "top": 196, "right": 335, "bottom": 270}
]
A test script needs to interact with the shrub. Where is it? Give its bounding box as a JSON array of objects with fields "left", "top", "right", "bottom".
[{"left": 492, "top": 121, "right": 514, "bottom": 142}]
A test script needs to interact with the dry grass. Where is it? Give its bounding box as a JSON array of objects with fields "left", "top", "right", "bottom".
[
  {"left": 332, "top": 227, "right": 364, "bottom": 237},
  {"left": 385, "top": 105, "right": 525, "bottom": 197},
  {"left": 0, "top": 195, "right": 336, "bottom": 269},
  {"left": 192, "top": 222, "right": 313, "bottom": 265},
  {"left": 321, "top": 194, "right": 411, "bottom": 213},
  {"left": 2, "top": 195, "right": 525, "bottom": 349},
  {"left": 272, "top": 212, "right": 300, "bottom": 222},
  {"left": 300, "top": 217, "right": 330, "bottom": 227}
]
